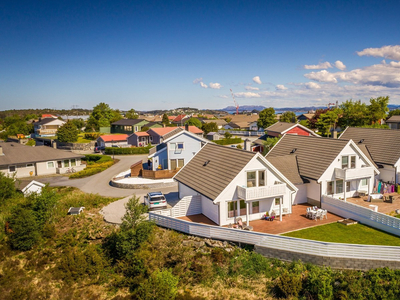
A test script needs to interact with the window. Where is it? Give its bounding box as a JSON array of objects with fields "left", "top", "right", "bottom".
[
  {"left": 170, "top": 143, "right": 176, "bottom": 150},
  {"left": 135, "top": 126, "right": 139, "bottom": 132},
  {"left": 327, "top": 181, "right": 334, "bottom": 194},
  {"left": 26, "top": 163, "right": 33, "bottom": 167},
  {"left": 149, "top": 136, "right": 153, "bottom": 142},
  {"left": 252, "top": 201, "right": 259, "bottom": 214},
  {"left": 71, "top": 159, "right": 76, "bottom": 167},
  {"left": 247, "top": 172, "right": 256, "bottom": 187},
  {"left": 258, "top": 171, "right": 266, "bottom": 186},
  {"left": 124, "top": 126, "right": 132, "bottom": 131},
  {"left": 177, "top": 143, "right": 184, "bottom": 150},
  {"left": 361, "top": 179, "right": 368, "bottom": 186},
  {"left": 57, "top": 161, "right": 62, "bottom": 168},
  {"left": 177, "top": 159, "right": 184, "bottom": 168},
  {"left": 47, "top": 162, "right": 54, "bottom": 168},
  {"left": 341, "top": 156, "right": 348, "bottom": 169},
  {"left": 275, "top": 198, "right": 281, "bottom": 205},
  {"left": 227, "top": 201, "right": 237, "bottom": 218},
  {"left": 346, "top": 181, "right": 351, "bottom": 191},
  {"left": 239, "top": 200, "right": 246, "bottom": 216},
  {"left": 350, "top": 156, "right": 356, "bottom": 168},
  {"left": 9, "top": 165, "right": 16, "bottom": 172},
  {"left": 64, "top": 160, "right": 70, "bottom": 168},
  {"left": 170, "top": 159, "right": 177, "bottom": 170},
  {"left": 336, "top": 180, "right": 343, "bottom": 194}
]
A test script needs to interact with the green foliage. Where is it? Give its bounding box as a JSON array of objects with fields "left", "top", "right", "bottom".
[
  {"left": 262, "top": 137, "right": 280, "bottom": 155},
  {"left": 388, "top": 108, "right": 400, "bottom": 118},
  {"left": 0, "top": 173, "right": 17, "bottom": 205},
  {"left": 316, "top": 108, "right": 342, "bottom": 137},
  {"left": 135, "top": 269, "right": 179, "bottom": 300},
  {"left": 214, "top": 137, "right": 242, "bottom": 145},
  {"left": 104, "top": 145, "right": 152, "bottom": 155},
  {"left": 125, "top": 109, "right": 138, "bottom": 119},
  {"left": 202, "top": 122, "right": 218, "bottom": 134},
  {"left": 70, "top": 118, "right": 85, "bottom": 131},
  {"left": 86, "top": 102, "right": 120, "bottom": 131},
  {"left": 121, "top": 196, "right": 148, "bottom": 231},
  {"left": 368, "top": 96, "right": 389, "bottom": 124},
  {"left": 236, "top": 144, "right": 242, "bottom": 149},
  {"left": 7, "top": 206, "right": 41, "bottom": 251},
  {"left": 224, "top": 131, "right": 232, "bottom": 139},
  {"left": 276, "top": 270, "right": 303, "bottom": 298},
  {"left": 25, "top": 138, "right": 36, "bottom": 146},
  {"left": 83, "top": 132, "right": 102, "bottom": 140},
  {"left": 339, "top": 100, "right": 369, "bottom": 127},
  {"left": 280, "top": 111, "right": 297, "bottom": 123},
  {"left": 257, "top": 107, "right": 277, "bottom": 129},
  {"left": 56, "top": 120, "right": 79, "bottom": 143},
  {"left": 69, "top": 154, "right": 114, "bottom": 178},
  {"left": 303, "top": 266, "right": 334, "bottom": 300},
  {"left": 29, "top": 187, "right": 58, "bottom": 228},
  {"left": 185, "top": 117, "right": 202, "bottom": 128},
  {"left": 299, "top": 119, "right": 310, "bottom": 128},
  {"left": 162, "top": 113, "right": 170, "bottom": 126},
  {"left": 357, "top": 124, "right": 389, "bottom": 129}
]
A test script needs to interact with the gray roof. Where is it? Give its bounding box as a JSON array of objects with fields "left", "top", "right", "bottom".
[
  {"left": 265, "top": 122, "right": 297, "bottom": 134},
  {"left": 0, "top": 142, "right": 84, "bottom": 166},
  {"left": 386, "top": 115, "right": 400, "bottom": 123},
  {"left": 339, "top": 127, "right": 400, "bottom": 166},
  {"left": 111, "top": 119, "right": 147, "bottom": 126},
  {"left": 267, "top": 135, "right": 349, "bottom": 181},
  {"left": 174, "top": 143, "right": 256, "bottom": 200},
  {"left": 162, "top": 127, "right": 184, "bottom": 140},
  {"left": 35, "top": 118, "right": 62, "bottom": 125},
  {"left": 266, "top": 155, "right": 304, "bottom": 185}
]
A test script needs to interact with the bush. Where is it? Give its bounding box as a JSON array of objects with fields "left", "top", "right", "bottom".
[
  {"left": 214, "top": 137, "right": 242, "bottom": 145},
  {"left": 0, "top": 172, "right": 17, "bottom": 205},
  {"left": 84, "top": 132, "right": 103, "bottom": 140},
  {"left": 105, "top": 145, "right": 152, "bottom": 155},
  {"left": 275, "top": 270, "right": 303, "bottom": 298},
  {"left": 135, "top": 269, "right": 179, "bottom": 300},
  {"left": 69, "top": 155, "right": 114, "bottom": 178},
  {"left": 25, "top": 139, "right": 36, "bottom": 146}
]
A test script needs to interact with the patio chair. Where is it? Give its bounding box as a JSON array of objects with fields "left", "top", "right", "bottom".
[
  {"left": 306, "top": 207, "right": 312, "bottom": 219},
  {"left": 236, "top": 217, "right": 244, "bottom": 229},
  {"left": 321, "top": 210, "right": 328, "bottom": 220},
  {"left": 313, "top": 210, "right": 322, "bottom": 221}
]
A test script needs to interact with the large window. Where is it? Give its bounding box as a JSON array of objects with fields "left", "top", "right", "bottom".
[
  {"left": 361, "top": 178, "right": 368, "bottom": 186},
  {"left": 341, "top": 156, "right": 348, "bottom": 169},
  {"left": 350, "top": 156, "right": 356, "bottom": 168},
  {"left": 258, "top": 171, "right": 266, "bottom": 186},
  {"left": 71, "top": 159, "right": 76, "bottom": 167},
  {"left": 47, "top": 162, "right": 54, "bottom": 169},
  {"left": 336, "top": 180, "right": 343, "bottom": 194},
  {"left": 9, "top": 165, "right": 16, "bottom": 172},
  {"left": 227, "top": 201, "right": 237, "bottom": 218},
  {"left": 247, "top": 172, "right": 256, "bottom": 187},
  {"left": 177, "top": 159, "right": 184, "bottom": 168},
  {"left": 327, "top": 181, "right": 334, "bottom": 194},
  {"left": 342, "top": 155, "right": 356, "bottom": 169},
  {"left": 64, "top": 160, "right": 70, "bottom": 168},
  {"left": 170, "top": 159, "right": 177, "bottom": 170},
  {"left": 252, "top": 201, "right": 259, "bottom": 214},
  {"left": 124, "top": 126, "right": 132, "bottom": 131},
  {"left": 239, "top": 200, "right": 246, "bottom": 216}
]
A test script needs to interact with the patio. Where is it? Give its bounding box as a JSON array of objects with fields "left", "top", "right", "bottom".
[
  {"left": 346, "top": 193, "right": 400, "bottom": 214},
  {"left": 178, "top": 204, "right": 344, "bottom": 235}
]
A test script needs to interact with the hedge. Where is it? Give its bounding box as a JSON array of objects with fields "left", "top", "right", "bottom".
[
  {"left": 84, "top": 132, "right": 103, "bottom": 140},
  {"left": 214, "top": 137, "right": 243, "bottom": 145},
  {"left": 104, "top": 145, "right": 152, "bottom": 155}
]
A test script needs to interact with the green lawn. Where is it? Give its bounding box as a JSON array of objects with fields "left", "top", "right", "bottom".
[
  {"left": 282, "top": 222, "right": 400, "bottom": 246},
  {"left": 76, "top": 135, "right": 91, "bottom": 143}
]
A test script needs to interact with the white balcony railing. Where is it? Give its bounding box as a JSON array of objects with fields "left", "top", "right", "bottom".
[
  {"left": 237, "top": 183, "right": 286, "bottom": 201},
  {"left": 334, "top": 166, "right": 374, "bottom": 180}
]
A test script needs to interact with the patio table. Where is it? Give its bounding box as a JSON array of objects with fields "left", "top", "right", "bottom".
[
  {"left": 309, "top": 209, "right": 324, "bottom": 219},
  {"left": 368, "top": 193, "right": 383, "bottom": 202}
]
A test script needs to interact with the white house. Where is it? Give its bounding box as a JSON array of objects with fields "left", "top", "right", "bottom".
[
  {"left": 339, "top": 127, "right": 400, "bottom": 186},
  {"left": 267, "top": 134, "right": 379, "bottom": 206},
  {"left": 33, "top": 118, "right": 66, "bottom": 137},
  {"left": 173, "top": 143, "right": 298, "bottom": 226},
  {"left": 21, "top": 180, "right": 46, "bottom": 196},
  {"left": 148, "top": 128, "right": 209, "bottom": 171}
]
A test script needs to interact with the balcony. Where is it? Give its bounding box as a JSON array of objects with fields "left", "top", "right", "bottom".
[
  {"left": 237, "top": 183, "right": 286, "bottom": 201},
  {"left": 334, "top": 166, "right": 374, "bottom": 180}
]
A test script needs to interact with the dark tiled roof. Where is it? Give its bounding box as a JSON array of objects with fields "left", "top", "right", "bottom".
[
  {"left": 339, "top": 127, "right": 400, "bottom": 166},
  {"left": 145, "top": 121, "right": 162, "bottom": 128},
  {"left": 267, "top": 135, "right": 348, "bottom": 181},
  {"left": 265, "top": 122, "right": 297, "bottom": 134},
  {"left": 35, "top": 118, "right": 62, "bottom": 125},
  {"left": 266, "top": 155, "right": 304, "bottom": 185},
  {"left": 111, "top": 119, "right": 147, "bottom": 126},
  {"left": 174, "top": 143, "right": 256, "bottom": 200},
  {"left": 0, "top": 142, "right": 84, "bottom": 166},
  {"left": 386, "top": 115, "right": 400, "bottom": 123}
]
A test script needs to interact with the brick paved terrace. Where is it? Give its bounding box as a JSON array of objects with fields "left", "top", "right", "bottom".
[
  {"left": 346, "top": 193, "right": 400, "bottom": 215},
  {"left": 178, "top": 204, "right": 344, "bottom": 235}
]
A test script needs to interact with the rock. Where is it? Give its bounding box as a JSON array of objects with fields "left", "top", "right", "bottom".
[
  {"left": 182, "top": 240, "right": 193, "bottom": 247},
  {"left": 205, "top": 240, "right": 213, "bottom": 247},
  {"left": 193, "top": 241, "right": 205, "bottom": 248}
]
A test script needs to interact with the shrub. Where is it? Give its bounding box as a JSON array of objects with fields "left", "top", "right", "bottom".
[
  {"left": 84, "top": 132, "right": 103, "bottom": 140},
  {"left": 303, "top": 266, "right": 334, "bottom": 300},
  {"left": 105, "top": 145, "right": 152, "bottom": 155},
  {"left": 214, "top": 137, "right": 242, "bottom": 145},
  {"left": 25, "top": 139, "right": 36, "bottom": 146},
  {"left": 275, "top": 270, "right": 303, "bottom": 298},
  {"left": 69, "top": 155, "right": 114, "bottom": 178},
  {"left": 135, "top": 269, "right": 179, "bottom": 300},
  {"left": 0, "top": 172, "right": 17, "bottom": 205}
]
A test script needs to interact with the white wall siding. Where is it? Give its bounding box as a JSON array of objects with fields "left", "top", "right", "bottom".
[
  {"left": 293, "top": 184, "right": 307, "bottom": 204},
  {"left": 201, "top": 196, "right": 219, "bottom": 224},
  {"left": 307, "top": 180, "right": 321, "bottom": 202},
  {"left": 379, "top": 164, "right": 396, "bottom": 183},
  {"left": 171, "top": 195, "right": 202, "bottom": 217}
]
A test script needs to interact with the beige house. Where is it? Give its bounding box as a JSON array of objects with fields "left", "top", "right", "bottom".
[
  {"left": 0, "top": 142, "right": 85, "bottom": 178},
  {"left": 33, "top": 118, "right": 66, "bottom": 136}
]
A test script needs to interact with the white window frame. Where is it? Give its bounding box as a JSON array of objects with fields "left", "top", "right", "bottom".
[
  {"left": 361, "top": 178, "right": 368, "bottom": 186},
  {"left": 8, "top": 165, "right": 16, "bottom": 173},
  {"left": 47, "top": 161, "right": 55, "bottom": 169},
  {"left": 170, "top": 143, "right": 176, "bottom": 150}
]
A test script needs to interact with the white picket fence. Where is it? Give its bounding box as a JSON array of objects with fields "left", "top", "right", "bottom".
[
  {"left": 149, "top": 213, "right": 400, "bottom": 261},
  {"left": 321, "top": 195, "right": 400, "bottom": 237}
]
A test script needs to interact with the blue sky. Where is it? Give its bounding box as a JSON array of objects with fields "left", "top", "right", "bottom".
[{"left": 1, "top": 0, "right": 400, "bottom": 111}]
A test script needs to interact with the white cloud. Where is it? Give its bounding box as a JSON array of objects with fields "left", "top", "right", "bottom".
[
  {"left": 303, "top": 62, "right": 332, "bottom": 70},
  {"left": 276, "top": 84, "right": 287, "bottom": 90},
  {"left": 209, "top": 82, "right": 222, "bottom": 89},
  {"left": 304, "top": 70, "right": 338, "bottom": 83},
  {"left": 234, "top": 92, "right": 261, "bottom": 98},
  {"left": 253, "top": 76, "right": 262, "bottom": 84},
  {"left": 390, "top": 61, "right": 400, "bottom": 68},
  {"left": 218, "top": 95, "right": 228, "bottom": 98},
  {"left": 200, "top": 82, "right": 208, "bottom": 88},
  {"left": 305, "top": 82, "right": 321, "bottom": 89},
  {"left": 193, "top": 78, "right": 203, "bottom": 84},
  {"left": 334, "top": 60, "right": 346, "bottom": 70},
  {"left": 357, "top": 45, "right": 400, "bottom": 61},
  {"left": 245, "top": 86, "right": 259, "bottom": 91}
]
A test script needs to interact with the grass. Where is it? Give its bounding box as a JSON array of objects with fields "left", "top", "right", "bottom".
[
  {"left": 282, "top": 222, "right": 400, "bottom": 246},
  {"left": 76, "top": 134, "right": 91, "bottom": 143}
]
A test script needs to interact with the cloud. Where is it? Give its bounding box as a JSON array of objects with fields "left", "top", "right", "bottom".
[
  {"left": 390, "top": 61, "right": 400, "bottom": 67},
  {"left": 303, "top": 62, "right": 332, "bottom": 70},
  {"left": 209, "top": 82, "right": 222, "bottom": 89},
  {"left": 305, "top": 82, "right": 321, "bottom": 89},
  {"left": 334, "top": 60, "right": 346, "bottom": 70},
  {"left": 276, "top": 84, "right": 287, "bottom": 90},
  {"left": 305, "top": 70, "right": 338, "bottom": 83},
  {"left": 245, "top": 86, "right": 259, "bottom": 91},
  {"left": 193, "top": 78, "right": 203, "bottom": 84},
  {"left": 253, "top": 76, "right": 262, "bottom": 84},
  {"left": 234, "top": 92, "right": 261, "bottom": 98},
  {"left": 200, "top": 82, "right": 208, "bottom": 88},
  {"left": 357, "top": 45, "right": 400, "bottom": 61},
  {"left": 218, "top": 95, "right": 228, "bottom": 98}
]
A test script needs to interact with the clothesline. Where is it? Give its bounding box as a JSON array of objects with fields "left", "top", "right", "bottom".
[{"left": 373, "top": 179, "right": 398, "bottom": 194}]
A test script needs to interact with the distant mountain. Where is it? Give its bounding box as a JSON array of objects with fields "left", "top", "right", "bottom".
[{"left": 221, "top": 105, "right": 266, "bottom": 112}]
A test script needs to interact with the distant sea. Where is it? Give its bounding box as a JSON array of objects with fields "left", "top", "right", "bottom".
[{"left": 226, "top": 110, "right": 308, "bottom": 116}]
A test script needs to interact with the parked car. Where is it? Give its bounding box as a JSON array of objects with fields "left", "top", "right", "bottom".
[
  {"left": 144, "top": 192, "right": 167, "bottom": 210},
  {"left": 94, "top": 146, "right": 105, "bottom": 153}
]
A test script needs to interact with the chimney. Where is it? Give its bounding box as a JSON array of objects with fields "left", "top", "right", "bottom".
[
  {"left": 185, "top": 123, "right": 189, "bottom": 131},
  {"left": 0, "top": 146, "right": 3, "bottom": 155},
  {"left": 332, "top": 130, "right": 338, "bottom": 139},
  {"left": 52, "top": 141, "right": 57, "bottom": 149},
  {"left": 244, "top": 139, "right": 252, "bottom": 151}
]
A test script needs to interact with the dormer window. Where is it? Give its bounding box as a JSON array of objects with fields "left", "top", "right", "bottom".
[{"left": 341, "top": 155, "right": 356, "bottom": 169}]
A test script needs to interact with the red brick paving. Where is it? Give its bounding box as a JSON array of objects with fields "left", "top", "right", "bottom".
[{"left": 178, "top": 203, "right": 344, "bottom": 235}]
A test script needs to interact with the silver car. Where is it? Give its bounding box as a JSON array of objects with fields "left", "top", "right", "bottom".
[{"left": 144, "top": 192, "right": 167, "bottom": 210}]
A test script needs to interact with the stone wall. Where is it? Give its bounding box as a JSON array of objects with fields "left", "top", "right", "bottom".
[
  {"left": 255, "top": 245, "right": 400, "bottom": 271},
  {"left": 56, "top": 141, "right": 96, "bottom": 151}
]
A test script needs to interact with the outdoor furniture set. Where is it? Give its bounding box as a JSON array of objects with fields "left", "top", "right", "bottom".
[
  {"left": 228, "top": 217, "right": 253, "bottom": 231},
  {"left": 306, "top": 206, "right": 327, "bottom": 220}
]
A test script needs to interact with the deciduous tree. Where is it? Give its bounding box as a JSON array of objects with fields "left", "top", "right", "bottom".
[
  {"left": 57, "top": 120, "right": 79, "bottom": 143},
  {"left": 257, "top": 108, "right": 277, "bottom": 129},
  {"left": 280, "top": 111, "right": 297, "bottom": 123},
  {"left": 125, "top": 109, "right": 138, "bottom": 119},
  {"left": 368, "top": 96, "right": 389, "bottom": 124},
  {"left": 184, "top": 117, "right": 202, "bottom": 128},
  {"left": 202, "top": 122, "right": 218, "bottom": 134}
]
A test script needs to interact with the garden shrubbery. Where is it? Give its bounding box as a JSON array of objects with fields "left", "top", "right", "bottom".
[
  {"left": 83, "top": 132, "right": 103, "bottom": 140},
  {"left": 104, "top": 145, "right": 152, "bottom": 155},
  {"left": 69, "top": 154, "right": 114, "bottom": 179}
]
